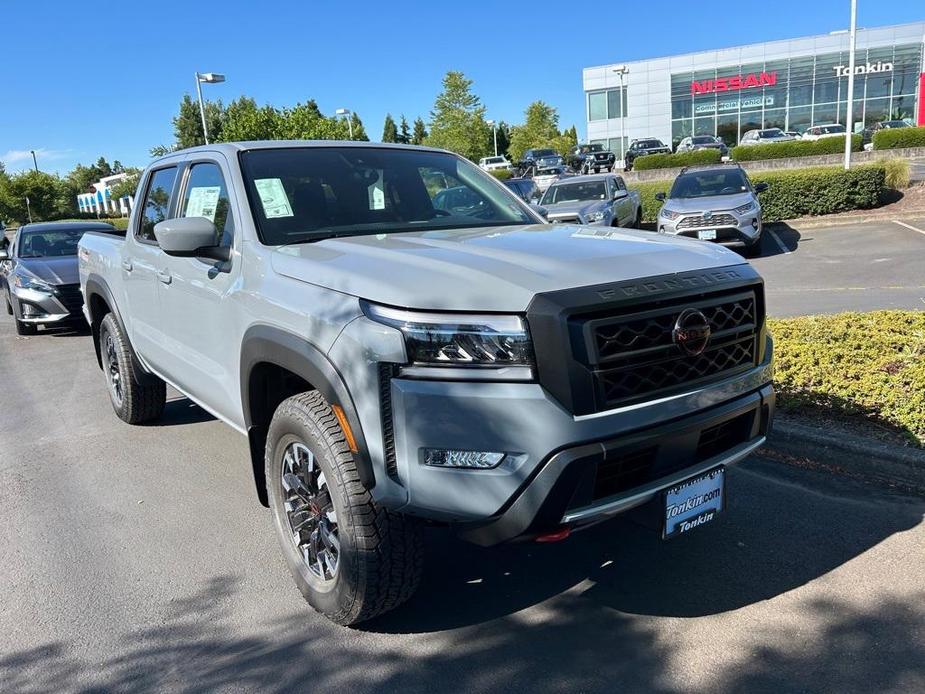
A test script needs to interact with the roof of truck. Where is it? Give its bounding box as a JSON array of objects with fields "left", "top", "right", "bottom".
[{"left": 155, "top": 140, "right": 445, "bottom": 161}]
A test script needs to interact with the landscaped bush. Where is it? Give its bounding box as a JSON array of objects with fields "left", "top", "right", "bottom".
[
  {"left": 878, "top": 158, "right": 911, "bottom": 189},
  {"left": 633, "top": 148, "right": 721, "bottom": 171},
  {"left": 53, "top": 217, "right": 129, "bottom": 231},
  {"left": 769, "top": 310, "right": 925, "bottom": 447},
  {"left": 630, "top": 163, "right": 888, "bottom": 223},
  {"left": 751, "top": 165, "right": 885, "bottom": 221},
  {"left": 872, "top": 125, "right": 925, "bottom": 150},
  {"left": 732, "top": 134, "right": 862, "bottom": 161},
  {"left": 488, "top": 169, "right": 513, "bottom": 180}
]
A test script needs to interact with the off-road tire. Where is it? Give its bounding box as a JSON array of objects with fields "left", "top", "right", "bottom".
[
  {"left": 98, "top": 313, "right": 165, "bottom": 423},
  {"left": 267, "top": 391, "right": 423, "bottom": 626}
]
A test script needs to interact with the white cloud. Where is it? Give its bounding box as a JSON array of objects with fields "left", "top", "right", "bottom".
[{"left": 1, "top": 148, "right": 73, "bottom": 170}]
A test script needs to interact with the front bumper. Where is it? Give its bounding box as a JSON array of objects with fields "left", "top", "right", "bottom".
[
  {"left": 659, "top": 212, "right": 762, "bottom": 247},
  {"left": 11, "top": 283, "right": 84, "bottom": 324}
]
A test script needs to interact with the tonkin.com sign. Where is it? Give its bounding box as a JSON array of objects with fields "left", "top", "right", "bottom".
[{"left": 832, "top": 61, "right": 894, "bottom": 77}]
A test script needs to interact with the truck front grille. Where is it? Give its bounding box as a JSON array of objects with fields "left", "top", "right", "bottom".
[{"left": 678, "top": 213, "right": 737, "bottom": 229}]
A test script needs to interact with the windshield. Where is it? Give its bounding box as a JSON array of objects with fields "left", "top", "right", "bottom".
[
  {"left": 581, "top": 144, "right": 604, "bottom": 153},
  {"left": 638, "top": 140, "right": 663, "bottom": 148},
  {"left": 821, "top": 125, "right": 845, "bottom": 134},
  {"left": 531, "top": 149, "right": 557, "bottom": 158},
  {"left": 883, "top": 121, "right": 907, "bottom": 128},
  {"left": 485, "top": 157, "right": 505, "bottom": 164},
  {"left": 18, "top": 229, "right": 86, "bottom": 257},
  {"left": 758, "top": 129, "right": 784, "bottom": 138},
  {"left": 691, "top": 136, "right": 715, "bottom": 145},
  {"left": 239, "top": 147, "right": 533, "bottom": 245},
  {"left": 669, "top": 170, "right": 750, "bottom": 199},
  {"left": 541, "top": 180, "right": 607, "bottom": 205}
]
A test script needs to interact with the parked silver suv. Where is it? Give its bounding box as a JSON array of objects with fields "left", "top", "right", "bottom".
[{"left": 656, "top": 164, "right": 767, "bottom": 256}]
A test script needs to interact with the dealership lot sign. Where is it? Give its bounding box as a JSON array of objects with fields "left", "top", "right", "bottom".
[
  {"left": 832, "top": 61, "right": 894, "bottom": 77},
  {"left": 691, "top": 71, "right": 777, "bottom": 95}
]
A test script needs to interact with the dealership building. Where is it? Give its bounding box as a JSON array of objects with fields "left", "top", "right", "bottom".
[{"left": 583, "top": 21, "right": 925, "bottom": 160}]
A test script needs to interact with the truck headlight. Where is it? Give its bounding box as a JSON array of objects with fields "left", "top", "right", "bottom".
[
  {"left": 13, "top": 271, "right": 54, "bottom": 293},
  {"left": 585, "top": 210, "right": 606, "bottom": 222},
  {"left": 659, "top": 207, "right": 681, "bottom": 220},
  {"left": 363, "top": 303, "right": 534, "bottom": 381}
]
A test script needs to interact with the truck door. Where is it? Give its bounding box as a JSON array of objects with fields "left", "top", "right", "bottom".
[
  {"left": 154, "top": 156, "right": 243, "bottom": 425},
  {"left": 123, "top": 165, "right": 179, "bottom": 372}
]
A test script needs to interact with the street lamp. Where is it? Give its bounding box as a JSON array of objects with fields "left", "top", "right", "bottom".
[
  {"left": 335, "top": 108, "right": 354, "bottom": 139},
  {"left": 29, "top": 150, "right": 38, "bottom": 172},
  {"left": 843, "top": 0, "right": 858, "bottom": 170},
  {"left": 486, "top": 119, "right": 498, "bottom": 157},
  {"left": 611, "top": 65, "right": 629, "bottom": 167},
  {"left": 195, "top": 72, "right": 226, "bottom": 145}
]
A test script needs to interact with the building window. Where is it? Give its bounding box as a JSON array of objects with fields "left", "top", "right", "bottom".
[
  {"left": 589, "top": 89, "right": 627, "bottom": 121},
  {"left": 589, "top": 92, "right": 607, "bottom": 121}
]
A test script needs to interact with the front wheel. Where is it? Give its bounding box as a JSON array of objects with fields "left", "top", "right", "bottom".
[
  {"left": 98, "top": 313, "right": 165, "bottom": 423},
  {"left": 267, "top": 391, "right": 423, "bottom": 626}
]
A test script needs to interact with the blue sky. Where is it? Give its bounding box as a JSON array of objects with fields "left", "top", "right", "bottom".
[{"left": 2, "top": 1, "right": 922, "bottom": 174}]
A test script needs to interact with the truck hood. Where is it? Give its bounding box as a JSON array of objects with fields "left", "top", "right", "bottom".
[
  {"left": 271, "top": 224, "right": 745, "bottom": 312},
  {"left": 16, "top": 256, "right": 79, "bottom": 285},
  {"left": 662, "top": 192, "right": 755, "bottom": 214}
]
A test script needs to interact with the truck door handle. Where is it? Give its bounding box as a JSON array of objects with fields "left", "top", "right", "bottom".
[
  {"left": 157, "top": 270, "right": 172, "bottom": 285},
  {"left": 121, "top": 260, "right": 133, "bottom": 272}
]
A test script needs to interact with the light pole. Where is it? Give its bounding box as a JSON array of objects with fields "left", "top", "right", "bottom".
[
  {"left": 29, "top": 150, "right": 38, "bottom": 172},
  {"left": 335, "top": 108, "right": 353, "bottom": 139},
  {"left": 611, "top": 65, "right": 628, "bottom": 167},
  {"left": 486, "top": 119, "right": 498, "bottom": 156},
  {"left": 843, "top": 0, "right": 858, "bottom": 170},
  {"left": 194, "top": 72, "right": 226, "bottom": 145},
  {"left": 25, "top": 196, "right": 32, "bottom": 223}
]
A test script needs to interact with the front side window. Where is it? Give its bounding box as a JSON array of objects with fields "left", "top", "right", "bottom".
[
  {"left": 180, "top": 163, "right": 232, "bottom": 246},
  {"left": 240, "top": 147, "right": 533, "bottom": 245},
  {"left": 138, "top": 167, "right": 178, "bottom": 242}
]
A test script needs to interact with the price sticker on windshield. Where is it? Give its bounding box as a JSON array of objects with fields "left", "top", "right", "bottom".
[{"left": 255, "top": 178, "right": 294, "bottom": 218}]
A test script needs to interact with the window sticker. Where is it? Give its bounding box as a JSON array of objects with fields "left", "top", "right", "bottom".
[
  {"left": 255, "top": 178, "right": 294, "bottom": 218},
  {"left": 185, "top": 186, "right": 221, "bottom": 222}
]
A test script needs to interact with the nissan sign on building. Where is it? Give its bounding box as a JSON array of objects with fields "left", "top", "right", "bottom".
[{"left": 583, "top": 21, "right": 925, "bottom": 158}]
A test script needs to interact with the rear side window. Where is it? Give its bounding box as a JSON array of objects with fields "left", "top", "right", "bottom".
[
  {"left": 138, "top": 167, "right": 178, "bottom": 243},
  {"left": 180, "top": 163, "right": 232, "bottom": 247}
]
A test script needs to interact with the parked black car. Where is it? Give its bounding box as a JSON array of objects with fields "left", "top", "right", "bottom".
[
  {"left": 624, "top": 138, "right": 672, "bottom": 170},
  {"left": 0, "top": 221, "right": 115, "bottom": 335},
  {"left": 502, "top": 177, "right": 540, "bottom": 204},
  {"left": 517, "top": 148, "right": 561, "bottom": 174},
  {"left": 566, "top": 143, "right": 616, "bottom": 173},
  {"left": 861, "top": 120, "right": 909, "bottom": 147}
]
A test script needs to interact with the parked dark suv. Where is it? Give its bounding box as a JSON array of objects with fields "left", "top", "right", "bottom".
[
  {"left": 567, "top": 143, "right": 616, "bottom": 173},
  {"left": 624, "top": 139, "right": 671, "bottom": 170},
  {"left": 518, "top": 148, "right": 561, "bottom": 174},
  {"left": 0, "top": 221, "right": 115, "bottom": 335}
]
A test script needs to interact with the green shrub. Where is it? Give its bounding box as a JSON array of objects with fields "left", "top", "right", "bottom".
[
  {"left": 488, "top": 169, "right": 513, "bottom": 180},
  {"left": 878, "top": 158, "right": 911, "bottom": 189},
  {"left": 52, "top": 217, "right": 129, "bottom": 231},
  {"left": 872, "top": 126, "right": 925, "bottom": 150},
  {"left": 629, "top": 181, "right": 671, "bottom": 222},
  {"left": 732, "top": 134, "right": 862, "bottom": 161},
  {"left": 752, "top": 165, "right": 885, "bottom": 221},
  {"left": 633, "top": 148, "right": 721, "bottom": 171},
  {"left": 769, "top": 310, "right": 925, "bottom": 446}
]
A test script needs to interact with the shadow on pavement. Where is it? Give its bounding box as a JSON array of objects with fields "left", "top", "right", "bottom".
[{"left": 149, "top": 397, "right": 217, "bottom": 427}]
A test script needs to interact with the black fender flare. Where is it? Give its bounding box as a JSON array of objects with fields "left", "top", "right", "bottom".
[
  {"left": 240, "top": 324, "right": 375, "bottom": 506},
  {"left": 83, "top": 275, "right": 159, "bottom": 385}
]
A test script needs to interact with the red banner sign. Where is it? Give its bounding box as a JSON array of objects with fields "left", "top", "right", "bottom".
[
  {"left": 691, "top": 71, "right": 778, "bottom": 95},
  {"left": 918, "top": 73, "right": 925, "bottom": 126}
]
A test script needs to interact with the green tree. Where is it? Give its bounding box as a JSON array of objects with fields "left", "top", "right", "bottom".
[
  {"left": 398, "top": 115, "right": 411, "bottom": 144},
  {"left": 381, "top": 113, "right": 398, "bottom": 143},
  {"left": 172, "top": 94, "right": 225, "bottom": 148},
  {"left": 425, "top": 71, "right": 491, "bottom": 161},
  {"left": 411, "top": 117, "right": 428, "bottom": 145},
  {"left": 107, "top": 169, "right": 143, "bottom": 201},
  {"left": 3, "top": 171, "right": 71, "bottom": 222},
  {"left": 349, "top": 112, "right": 369, "bottom": 141},
  {"left": 492, "top": 121, "right": 512, "bottom": 157},
  {"left": 552, "top": 124, "right": 579, "bottom": 156},
  {"left": 508, "top": 101, "right": 561, "bottom": 162},
  {"left": 220, "top": 97, "right": 283, "bottom": 142}
]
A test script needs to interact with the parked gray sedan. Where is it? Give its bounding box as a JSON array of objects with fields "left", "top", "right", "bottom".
[{"left": 0, "top": 221, "right": 115, "bottom": 334}]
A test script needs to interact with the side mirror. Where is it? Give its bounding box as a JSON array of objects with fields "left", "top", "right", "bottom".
[
  {"left": 613, "top": 189, "right": 628, "bottom": 200},
  {"left": 153, "top": 217, "right": 228, "bottom": 261},
  {"left": 754, "top": 182, "right": 769, "bottom": 193},
  {"left": 529, "top": 204, "right": 548, "bottom": 220},
  {"left": 654, "top": 192, "right": 666, "bottom": 201}
]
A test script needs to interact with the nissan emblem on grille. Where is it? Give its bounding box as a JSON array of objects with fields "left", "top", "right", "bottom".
[{"left": 672, "top": 308, "right": 712, "bottom": 356}]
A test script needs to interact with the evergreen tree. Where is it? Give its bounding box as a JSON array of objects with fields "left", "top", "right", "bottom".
[
  {"left": 411, "top": 117, "right": 428, "bottom": 145},
  {"left": 508, "top": 101, "right": 561, "bottom": 162},
  {"left": 172, "top": 93, "right": 225, "bottom": 148},
  {"left": 398, "top": 115, "right": 411, "bottom": 144},
  {"left": 381, "top": 113, "right": 399, "bottom": 143},
  {"left": 350, "top": 112, "right": 369, "bottom": 141},
  {"left": 425, "top": 71, "right": 491, "bottom": 161}
]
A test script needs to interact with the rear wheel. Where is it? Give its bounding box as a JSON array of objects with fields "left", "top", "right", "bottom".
[
  {"left": 267, "top": 391, "right": 423, "bottom": 626},
  {"left": 98, "top": 313, "right": 165, "bottom": 423}
]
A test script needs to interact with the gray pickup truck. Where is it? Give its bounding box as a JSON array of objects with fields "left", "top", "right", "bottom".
[{"left": 79, "top": 141, "right": 774, "bottom": 626}]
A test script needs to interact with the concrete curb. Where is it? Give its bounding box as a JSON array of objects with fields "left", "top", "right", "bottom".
[{"left": 760, "top": 414, "right": 925, "bottom": 493}]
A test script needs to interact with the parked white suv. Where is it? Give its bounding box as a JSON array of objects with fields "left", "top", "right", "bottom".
[
  {"left": 478, "top": 155, "right": 513, "bottom": 172},
  {"left": 801, "top": 124, "right": 846, "bottom": 141}
]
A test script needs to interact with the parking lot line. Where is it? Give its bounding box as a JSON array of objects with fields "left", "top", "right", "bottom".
[
  {"left": 893, "top": 220, "right": 925, "bottom": 236},
  {"left": 767, "top": 227, "right": 791, "bottom": 255}
]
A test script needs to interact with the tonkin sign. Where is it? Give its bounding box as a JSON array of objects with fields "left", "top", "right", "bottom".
[
  {"left": 690, "top": 71, "right": 777, "bottom": 95},
  {"left": 832, "top": 61, "right": 894, "bottom": 77}
]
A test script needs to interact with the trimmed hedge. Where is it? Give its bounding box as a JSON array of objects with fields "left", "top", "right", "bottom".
[
  {"left": 53, "top": 217, "right": 129, "bottom": 231},
  {"left": 732, "top": 134, "right": 862, "bottom": 161},
  {"left": 770, "top": 311, "right": 925, "bottom": 447},
  {"left": 633, "top": 148, "right": 721, "bottom": 171},
  {"left": 629, "top": 163, "right": 887, "bottom": 223},
  {"left": 488, "top": 169, "right": 513, "bottom": 180},
  {"left": 872, "top": 125, "right": 925, "bottom": 150}
]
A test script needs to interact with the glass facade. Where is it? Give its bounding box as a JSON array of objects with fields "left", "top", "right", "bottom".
[{"left": 670, "top": 43, "right": 923, "bottom": 147}]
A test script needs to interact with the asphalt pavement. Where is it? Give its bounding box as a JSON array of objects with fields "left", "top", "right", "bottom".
[
  {"left": 1, "top": 314, "right": 923, "bottom": 692},
  {"left": 753, "top": 217, "right": 925, "bottom": 316}
]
